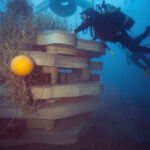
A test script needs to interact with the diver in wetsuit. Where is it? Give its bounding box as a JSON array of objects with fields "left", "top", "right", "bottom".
[
  {"left": 74, "top": 5, "right": 150, "bottom": 53},
  {"left": 127, "top": 26, "right": 150, "bottom": 71}
]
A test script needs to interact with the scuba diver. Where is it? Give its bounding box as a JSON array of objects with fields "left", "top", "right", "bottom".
[{"left": 74, "top": 1, "right": 150, "bottom": 54}]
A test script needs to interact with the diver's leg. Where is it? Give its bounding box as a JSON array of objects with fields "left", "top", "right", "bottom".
[
  {"left": 119, "top": 33, "right": 150, "bottom": 53},
  {"left": 118, "top": 30, "right": 150, "bottom": 53},
  {"left": 122, "top": 40, "right": 150, "bottom": 54},
  {"left": 135, "top": 26, "right": 150, "bottom": 44},
  {"left": 132, "top": 46, "right": 150, "bottom": 54}
]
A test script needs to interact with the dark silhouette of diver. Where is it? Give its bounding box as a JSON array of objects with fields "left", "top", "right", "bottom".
[
  {"left": 74, "top": 5, "right": 150, "bottom": 54},
  {"left": 127, "top": 27, "right": 150, "bottom": 71}
]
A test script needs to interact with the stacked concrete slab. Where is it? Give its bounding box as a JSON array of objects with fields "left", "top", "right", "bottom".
[{"left": 0, "top": 30, "right": 106, "bottom": 146}]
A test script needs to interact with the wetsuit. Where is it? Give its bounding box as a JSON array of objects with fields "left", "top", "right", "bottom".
[
  {"left": 75, "top": 11, "right": 125, "bottom": 42},
  {"left": 116, "top": 30, "right": 150, "bottom": 53},
  {"left": 74, "top": 10, "right": 150, "bottom": 53},
  {"left": 127, "top": 28, "right": 150, "bottom": 70}
]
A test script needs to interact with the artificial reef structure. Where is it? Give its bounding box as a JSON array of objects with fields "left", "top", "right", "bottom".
[{"left": 0, "top": 30, "right": 106, "bottom": 146}]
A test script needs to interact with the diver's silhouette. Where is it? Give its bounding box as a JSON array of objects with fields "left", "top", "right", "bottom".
[
  {"left": 74, "top": 4, "right": 150, "bottom": 54},
  {"left": 127, "top": 26, "right": 150, "bottom": 71}
]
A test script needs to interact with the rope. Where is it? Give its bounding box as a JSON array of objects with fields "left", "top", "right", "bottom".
[{"left": 76, "top": 8, "right": 78, "bottom": 27}]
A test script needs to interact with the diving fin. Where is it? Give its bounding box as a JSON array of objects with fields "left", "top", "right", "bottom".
[
  {"left": 146, "top": 61, "right": 150, "bottom": 78},
  {"left": 107, "top": 46, "right": 115, "bottom": 56},
  {"left": 103, "top": 43, "right": 115, "bottom": 56}
]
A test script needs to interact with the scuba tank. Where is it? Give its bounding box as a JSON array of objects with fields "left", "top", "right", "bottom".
[
  {"left": 122, "top": 13, "right": 135, "bottom": 30},
  {"left": 97, "top": 0, "right": 135, "bottom": 30},
  {"left": 106, "top": 4, "right": 135, "bottom": 30}
]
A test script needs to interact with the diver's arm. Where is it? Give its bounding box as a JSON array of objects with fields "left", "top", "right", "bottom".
[
  {"left": 135, "top": 27, "right": 150, "bottom": 45},
  {"left": 74, "top": 19, "right": 92, "bottom": 33}
]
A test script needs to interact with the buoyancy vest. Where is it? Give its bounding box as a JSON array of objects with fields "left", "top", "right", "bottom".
[{"left": 103, "top": 4, "right": 135, "bottom": 30}]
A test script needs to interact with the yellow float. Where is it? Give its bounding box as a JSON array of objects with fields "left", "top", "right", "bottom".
[{"left": 10, "top": 55, "right": 34, "bottom": 76}]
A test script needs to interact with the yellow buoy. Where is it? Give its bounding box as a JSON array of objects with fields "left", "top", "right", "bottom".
[{"left": 10, "top": 55, "right": 34, "bottom": 76}]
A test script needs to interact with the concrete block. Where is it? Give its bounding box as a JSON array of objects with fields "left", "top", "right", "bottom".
[
  {"left": 90, "top": 62, "right": 103, "bottom": 71},
  {"left": 35, "top": 30, "right": 106, "bottom": 55},
  {"left": 78, "top": 84, "right": 101, "bottom": 96},
  {"left": 90, "top": 74, "right": 100, "bottom": 81},
  {"left": 42, "top": 66, "right": 58, "bottom": 84},
  {"left": 0, "top": 111, "right": 96, "bottom": 146},
  {"left": 27, "top": 96, "right": 99, "bottom": 119},
  {"left": 58, "top": 73, "right": 67, "bottom": 84},
  {"left": 26, "top": 73, "right": 51, "bottom": 85},
  {"left": 31, "top": 83, "right": 102, "bottom": 100},
  {"left": 46, "top": 45, "right": 89, "bottom": 58},
  {"left": 0, "top": 96, "right": 99, "bottom": 120},
  {"left": 58, "top": 70, "right": 81, "bottom": 84},
  {"left": 72, "top": 69, "right": 81, "bottom": 78},
  {"left": 20, "top": 51, "right": 88, "bottom": 69},
  {"left": 81, "top": 69, "right": 90, "bottom": 81},
  {"left": 26, "top": 119, "right": 55, "bottom": 130},
  {"left": 77, "top": 38, "right": 106, "bottom": 54},
  {"left": 36, "top": 30, "right": 76, "bottom": 47},
  {"left": 66, "top": 73, "right": 80, "bottom": 83}
]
